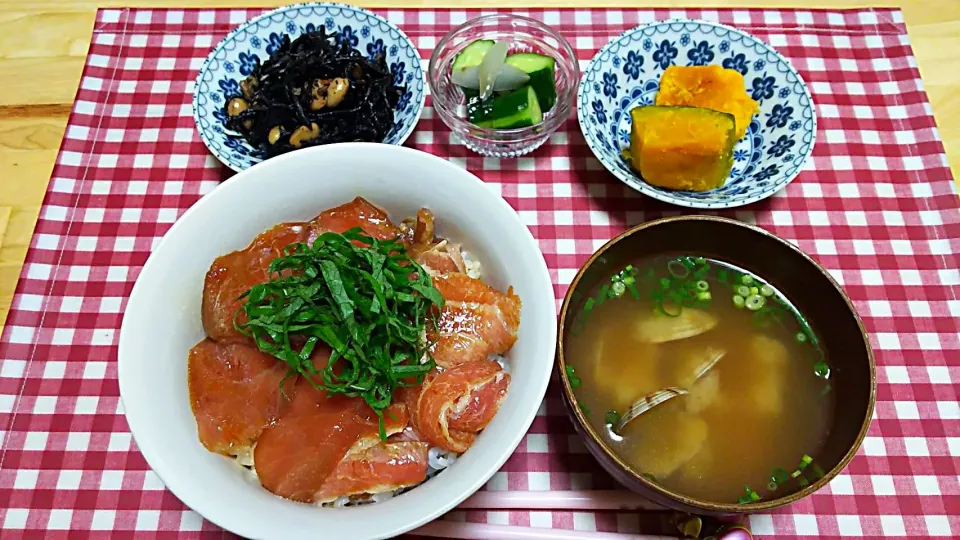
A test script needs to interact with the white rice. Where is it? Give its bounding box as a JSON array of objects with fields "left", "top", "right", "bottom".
[{"left": 460, "top": 249, "right": 483, "bottom": 279}]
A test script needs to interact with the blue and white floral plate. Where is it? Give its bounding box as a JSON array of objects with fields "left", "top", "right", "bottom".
[
  {"left": 578, "top": 20, "right": 816, "bottom": 209},
  {"left": 192, "top": 3, "right": 426, "bottom": 172}
]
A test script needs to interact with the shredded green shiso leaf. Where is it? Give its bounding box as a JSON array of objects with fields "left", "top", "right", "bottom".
[{"left": 234, "top": 227, "right": 444, "bottom": 440}]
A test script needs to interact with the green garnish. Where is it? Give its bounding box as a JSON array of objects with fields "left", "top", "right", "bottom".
[
  {"left": 611, "top": 281, "right": 626, "bottom": 298},
  {"left": 566, "top": 365, "right": 582, "bottom": 389},
  {"left": 745, "top": 294, "right": 765, "bottom": 311},
  {"left": 757, "top": 454, "right": 825, "bottom": 500},
  {"left": 667, "top": 259, "right": 689, "bottom": 278},
  {"left": 773, "top": 467, "right": 790, "bottom": 482},
  {"left": 813, "top": 360, "right": 831, "bottom": 378},
  {"left": 579, "top": 402, "right": 592, "bottom": 416},
  {"left": 738, "top": 485, "right": 761, "bottom": 503},
  {"left": 597, "top": 284, "right": 611, "bottom": 304},
  {"left": 733, "top": 294, "right": 746, "bottom": 308},
  {"left": 604, "top": 410, "right": 621, "bottom": 425},
  {"left": 235, "top": 228, "right": 444, "bottom": 440}
]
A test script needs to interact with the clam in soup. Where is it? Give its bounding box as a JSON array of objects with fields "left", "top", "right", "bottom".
[{"left": 566, "top": 256, "right": 834, "bottom": 504}]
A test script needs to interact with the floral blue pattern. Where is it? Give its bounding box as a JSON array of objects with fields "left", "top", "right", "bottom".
[
  {"left": 339, "top": 25, "right": 358, "bottom": 48},
  {"left": 722, "top": 53, "right": 748, "bottom": 75},
  {"left": 652, "top": 39, "right": 678, "bottom": 69},
  {"left": 360, "top": 25, "right": 371, "bottom": 38},
  {"left": 266, "top": 32, "right": 284, "bottom": 55},
  {"left": 766, "top": 104, "right": 794, "bottom": 128},
  {"left": 396, "top": 91, "right": 411, "bottom": 113},
  {"left": 686, "top": 40, "right": 715, "bottom": 66},
  {"left": 753, "top": 164, "right": 780, "bottom": 181},
  {"left": 622, "top": 51, "right": 644, "bottom": 80},
  {"left": 223, "top": 136, "right": 249, "bottom": 154},
  {"left": 751, "top": 74, "right": 777, "bottom": 101},
  {"left": 576, "top": 19, "right": 817, "bottom": 209},
  {"left": 238, "top": 52, "right": 259, "bottom": 76},
  {"left": 218, "top": 78, "right": 240, "bottom": 98},
  {"left": 193, "top": 3, "right": 425, "bottom": 172},
  {"left": 602, "top": 72, "right": 619, "bottom": 98},
  {"left": 767, "top": 135, "right": 795, "bottom": 157},
  {"left": 592, "top": 100, "right": 607, "bottom": 124},
  {"left": 367, "top": 38, "right": 386, "bottom": 60},
  {"left": 391, "top": 61, "right": 406, "bottom": 86}
]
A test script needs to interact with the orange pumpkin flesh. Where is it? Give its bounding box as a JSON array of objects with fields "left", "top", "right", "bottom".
[
  {"left": 627, "top": 105, "right": 737, "bottom": 192},
  {"left": 655, "top": 65, "right": 759, "bottom": 139}
]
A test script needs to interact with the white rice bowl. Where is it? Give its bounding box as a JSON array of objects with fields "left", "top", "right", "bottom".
[{"left": 118, "top": 143, "right": 556, "bottom": 540}]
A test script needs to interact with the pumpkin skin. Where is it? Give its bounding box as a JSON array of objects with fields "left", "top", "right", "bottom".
[
  {"left": 655, "top": 65, "right": 759, "bottom": 140},
  {"left": 627, "top": 105, "right": 737, "bottom": 192}
]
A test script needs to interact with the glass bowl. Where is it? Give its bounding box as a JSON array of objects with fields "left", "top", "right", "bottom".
[{"left": 428, "top": 14, "right": 579, "bottom": 157}]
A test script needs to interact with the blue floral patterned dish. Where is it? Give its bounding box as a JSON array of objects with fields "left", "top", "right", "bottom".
[
  {"left": 578, "top": 20, "right": 816, "bottom": 209},
  {"left": 193, "top": 3, "right": 425, "bottom": 172}
]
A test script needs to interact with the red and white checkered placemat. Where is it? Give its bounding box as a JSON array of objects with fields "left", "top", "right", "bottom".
[{"left": 1, "top": 7, "right": 958, "bottom": 538}]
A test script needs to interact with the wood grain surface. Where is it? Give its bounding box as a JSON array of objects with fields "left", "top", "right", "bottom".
[{"left": 1, "top": 0, "right": 958, "bottom": 331}]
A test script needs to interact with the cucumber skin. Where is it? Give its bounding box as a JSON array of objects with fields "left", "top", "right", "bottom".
[
  {"left": 464, "top": 88, "right": 496, "bottom": 125},
  {"left": 505, "top": 54, "right": 556, "bottom": 112},
  {"left": 524, "top": 69, "right": 556, "bottom": 112},
  {"left": 475, "top": 86, "right": 542, "bottom": 129},
  {"left": 452, "top": 40, "right": 495, "bottom": 71}
]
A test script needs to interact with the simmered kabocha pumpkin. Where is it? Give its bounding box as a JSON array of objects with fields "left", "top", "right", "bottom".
[
  {"left": 655, "top": 65, "right": 759, "bottom": 139},
  {"left": 627, "top": 106, "right": 737, "bottom": 192}
]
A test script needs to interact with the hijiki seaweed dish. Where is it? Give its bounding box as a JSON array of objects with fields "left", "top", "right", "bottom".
[
  {"left": 223, "top": 27, "right": 404, "bottom": 158},
  {"left": 565, "top": 255, "right": 834, "bottom": 504},
  {"left": 189, "top": 197, "right": 521, "bottom": 506}
]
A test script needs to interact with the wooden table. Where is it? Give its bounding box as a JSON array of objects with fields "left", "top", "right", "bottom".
[{"left": 1, "top": 0, "right": 958, "bottom": 331}]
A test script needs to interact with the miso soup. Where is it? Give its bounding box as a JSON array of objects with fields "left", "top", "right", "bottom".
[{"left": 566, "top": 255, "right": 834, "bottom": 504}]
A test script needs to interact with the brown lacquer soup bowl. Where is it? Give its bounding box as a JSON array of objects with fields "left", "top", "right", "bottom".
[{"left": 556, "top": 215, "right": 876, "bottom": 516}]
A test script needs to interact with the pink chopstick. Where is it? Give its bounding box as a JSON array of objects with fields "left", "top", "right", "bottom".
[
  {"left": 458, "top": 490, "right": 664, "bottom": 511},
  {"left": 413, "top": 521, "right": 667, "bottom": 540}
]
